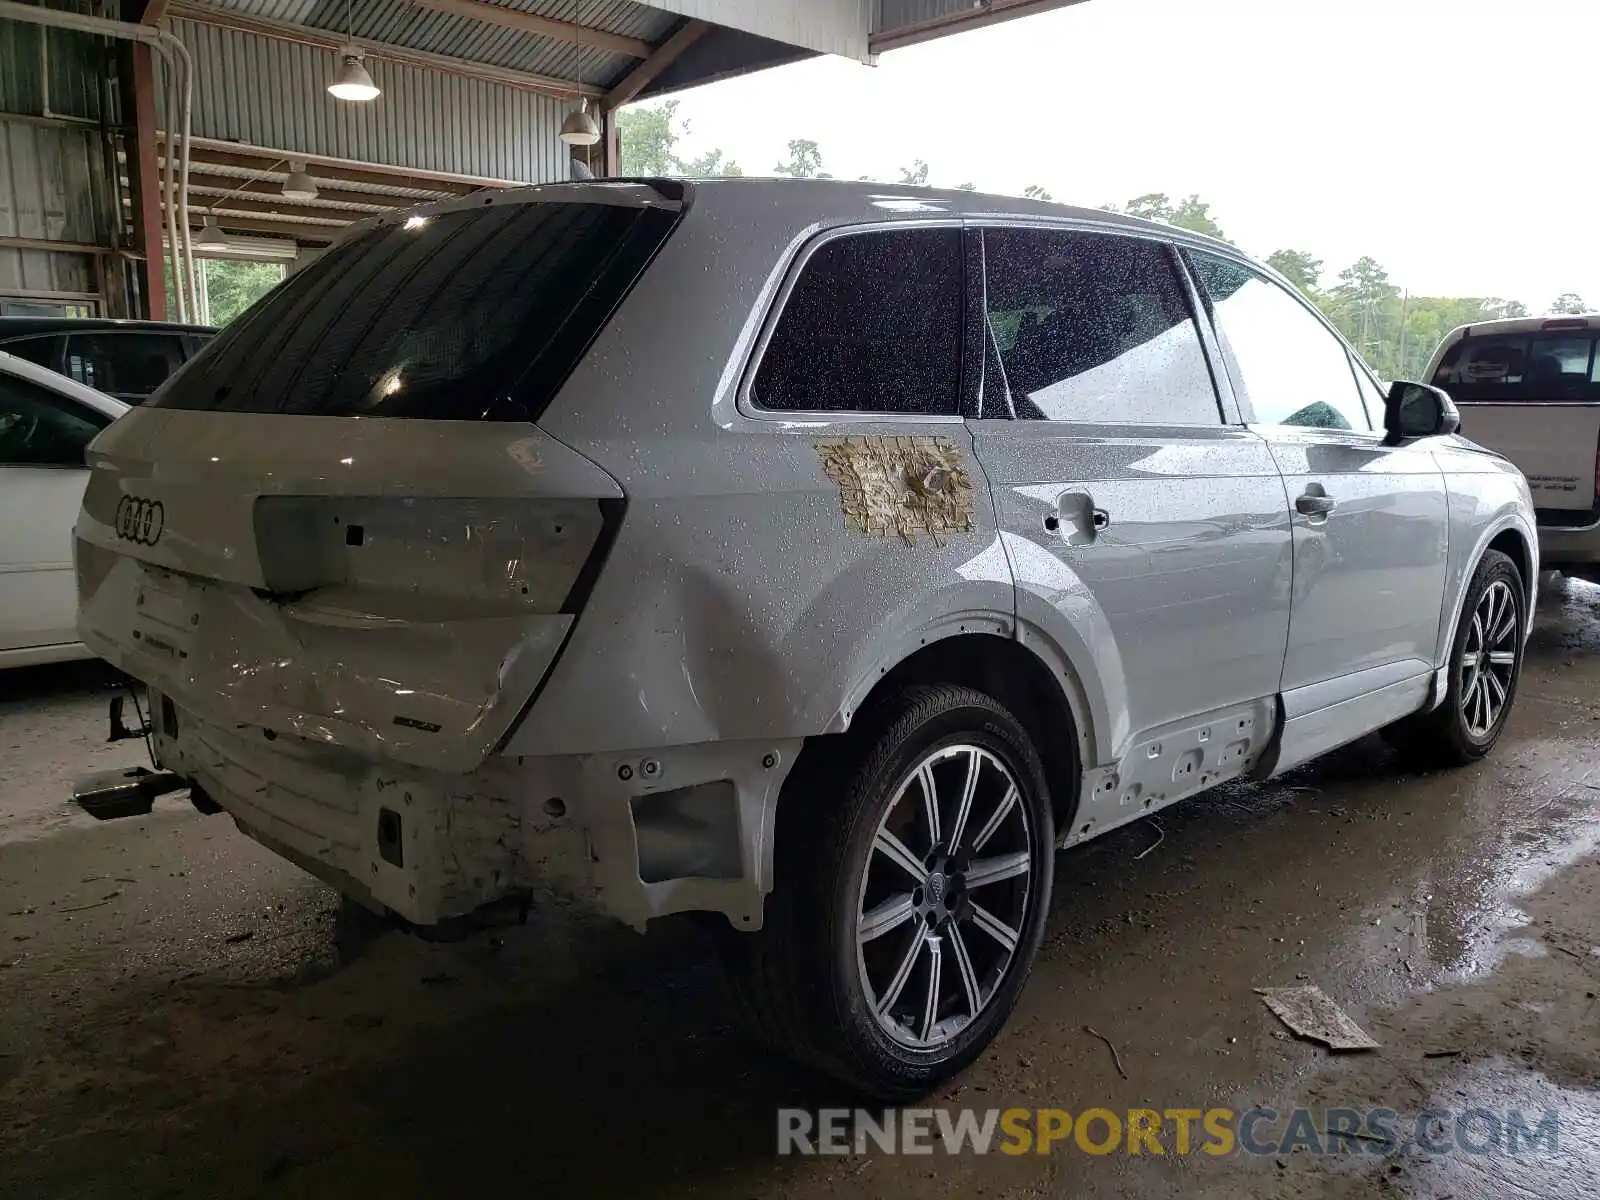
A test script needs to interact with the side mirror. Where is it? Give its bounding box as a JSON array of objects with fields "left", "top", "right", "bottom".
[{"left": 1384, "top": 381, "right": 1459, "bottom": 445}]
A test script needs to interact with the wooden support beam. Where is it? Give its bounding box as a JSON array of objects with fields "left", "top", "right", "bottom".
[
  {"left": 187, "top": 196, "right": 354, "bottom": 222},
  {"left": 186, "top": 173, "right": 423, "bottom": 209},
  {"left": 408, "top": 0, "right": 652, "bottom": 59},
  {"left": 173, "top": 146, "right": 481, "bottom": 196},
  {"left": 605, "top": 20, "right": 708, "bottom": 109},
  {"left": 130, "top": 44, "right": 166, "bottom": 319},
  {"left": 0, "top": 235, "right": 109, "bottom": 255},
  {"left": 191, "top": 215, "right": 340, "bottom": 243}
]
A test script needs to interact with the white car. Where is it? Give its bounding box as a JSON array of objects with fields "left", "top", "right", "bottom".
[
  {"left": 0, "top": 352, "right": 127, "bottom": 667},
  {"left": 73, "top": 181, "right": 1536, "bottom": 1097},
  {"left": 1425, "top": 314, "right": 1600, "bottom": 576}
]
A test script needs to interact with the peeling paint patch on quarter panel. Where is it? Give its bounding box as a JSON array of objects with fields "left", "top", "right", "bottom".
[{"left": 815, "top": 436, "right": 976, "bottom": 545}]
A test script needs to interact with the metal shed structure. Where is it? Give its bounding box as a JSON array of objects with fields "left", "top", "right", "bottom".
[{"left": 0, "top": 0, "right": 1087, "bottom": 321}]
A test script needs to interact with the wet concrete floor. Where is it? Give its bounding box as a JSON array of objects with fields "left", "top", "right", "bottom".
[{"left": 3, "top": 582, "right": 1600, "bottom": 1198}]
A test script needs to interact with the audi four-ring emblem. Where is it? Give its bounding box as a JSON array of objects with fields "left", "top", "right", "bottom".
[{"left": 114, "top": 496, "right": 164, "bottom": 545}]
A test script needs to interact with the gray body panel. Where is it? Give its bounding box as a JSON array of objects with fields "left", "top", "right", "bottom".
[{"left": 69, "top": 180, "right": 1538, "bottom": 930}]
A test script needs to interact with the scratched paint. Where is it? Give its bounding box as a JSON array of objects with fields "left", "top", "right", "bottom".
[{"left": 814, "top": 435, "right": 976, "bottom": 545}]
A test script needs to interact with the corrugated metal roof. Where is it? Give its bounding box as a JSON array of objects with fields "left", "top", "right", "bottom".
[
  {"left": 872, "top": 0, "right": 1089, "bottom": 50},
  {"left": 633, "top": 0, "right": 868, "bottom": 58},
  {"left": 183, "top": 0, "right": 678, "bottom": 86},
  {"left": 171, "top": 17, "right": 572, "bottom": 182}
]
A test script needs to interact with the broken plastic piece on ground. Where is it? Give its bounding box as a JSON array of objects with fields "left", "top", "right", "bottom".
[{"left": 1256, "top": 984, "right": 1379, "bottom": 1051}]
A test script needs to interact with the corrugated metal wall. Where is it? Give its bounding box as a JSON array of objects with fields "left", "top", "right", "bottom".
[
  {"left": 0, "top": 13, "right": 122, "bottom": 123},
  {"left": 0, "top": 13, "right": 119, "bottom": 305},
  {"left": 172, "top": 18, "right": 571, "bottom": 183},
  {"left": 641, "top": 0, "right": 869, "bottom": 59},
  {"left": 0, "top": 120, "right": 108, "bottom": 297}
]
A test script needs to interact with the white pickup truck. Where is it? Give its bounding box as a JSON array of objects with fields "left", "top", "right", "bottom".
[{"left": 1427, "top": 315, "right": 1600, "bottom": 578}]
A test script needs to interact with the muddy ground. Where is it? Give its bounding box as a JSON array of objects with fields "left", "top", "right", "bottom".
[{"left": 3, "top": 583, "right": 1600, "bottom": 1198}]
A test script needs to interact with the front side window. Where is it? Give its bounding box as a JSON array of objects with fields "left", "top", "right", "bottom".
[
  {"left": 0, "top": 374, "right": 110, "bottom": 466},
  {"left": 752, "top": 227, "right": 962, "bottom": 415},
  {"left": 1189, "top": 251, "right": 1371, "bottom": 432},
  {"left": 982, "top": 228, "right": 1220, "bottom": 424}
]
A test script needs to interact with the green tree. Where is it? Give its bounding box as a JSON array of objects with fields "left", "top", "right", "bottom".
[
  {"left": 897, "top": 159, "right": 930, "bottom": 186},
  {"left": 775, "top": 139, "right": 827, "bottom": 179},
  {"left": 204, "top": 259, "right": 283, "bottom": 326},
  {"left": 1550, "top": 292, "right": 1590, "bottom": 315},
  {"left": 1169, "top": 195, "right": 1225, "bottom": 240},
  {"left": 1323, "top": 256, "right": 1401, "bottom": 373},
  {"left": 618, "top": 101, "right": 680, "bottom": 176},
  {"left": 1266, "top": 249, "right": 1323, "bottom": 296},
  {"left": 681, "top": 147, "right": 743, "bottom": 177},
  {"left": 1022, "top": 184, "right": 1054, "bottom": 202},
  {"left": 617, "top": 101, "right": 742, "bottom": 177},
  {"left": 1106, "top": 193, "right": 1226, "bottom": 240},
  {"left": 1121, "top": 193, "right": 1172, "bottom": 222}
]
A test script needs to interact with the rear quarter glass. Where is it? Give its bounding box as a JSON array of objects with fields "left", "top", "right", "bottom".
[{"left": 151, "top": 200, "right": 682, "bottom": 421}]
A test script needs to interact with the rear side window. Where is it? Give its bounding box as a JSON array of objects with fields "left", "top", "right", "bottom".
[
  {"left": 752, "top": 228, "right": 962, "bottom": 415},
  {"left": 65, "top": 332, "right": 187, "bottom": 398},
  {"left": 0, "top": 335, "right": 63, "bottom": 371},
  {"left": 1432, "top": 334, "right": 1599, "bottom": 400},
  {"left": 981, "top": 228, "right": 1220, "bottom": 424},
  {"left": 152, "top": 201, "right": 680, "bottom": 420}
]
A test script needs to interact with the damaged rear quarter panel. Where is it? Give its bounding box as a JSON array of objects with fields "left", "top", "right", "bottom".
[{"left": 513, "top": 201, "right": 1019, "bottom": 758}]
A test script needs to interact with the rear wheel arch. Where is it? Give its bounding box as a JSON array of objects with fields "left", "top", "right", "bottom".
[{"left": 815, "top": 631, "right": 1087, "bottom": 833}]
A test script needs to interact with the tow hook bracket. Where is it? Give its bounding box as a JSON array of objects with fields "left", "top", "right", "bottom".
[
  {"left": 72, "top": 767, "right": 190, "bottom": 821},
  {"left": 106, "top": 694, "right": 152, "bottom": 744}
]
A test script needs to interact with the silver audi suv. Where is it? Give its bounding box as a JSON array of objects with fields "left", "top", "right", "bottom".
[{"left": 74, "top": 179, "right": 1536, "bottom": 1097}]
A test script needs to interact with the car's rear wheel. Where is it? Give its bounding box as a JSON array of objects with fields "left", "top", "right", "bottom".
[
  {"left": 720, "top": 684, "right": 1056, "bottom": 1099},
  {"left": 1388, "top": 549, "right": 1525, "bottom": 766}
]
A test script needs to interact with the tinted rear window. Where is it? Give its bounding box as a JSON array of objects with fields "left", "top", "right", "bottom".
[
  {"left": 1432, "top": 333, "right": 1599, "bottom": 401},
  {"left": 752, "top": 228, "right": 962, "bottom": 415},
  {"left": 152, "top": 200, "right": 679, "bottom": 420}
]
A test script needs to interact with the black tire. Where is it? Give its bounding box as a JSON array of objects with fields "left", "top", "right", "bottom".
[
  {"left": 719, "top": 684, "right": 1057, "bottom": 1100},
  {"left": 1387, "top": 549, "right": 1525, "bottom": 767}
]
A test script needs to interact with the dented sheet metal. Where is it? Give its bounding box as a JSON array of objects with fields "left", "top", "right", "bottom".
[{"left": 814, "top": 435, "right": 976, "bottom": 544}]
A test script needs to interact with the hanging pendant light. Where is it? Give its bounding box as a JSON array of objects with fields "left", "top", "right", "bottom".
[
  {"left": 196, "top": 215, "right": 228, "bottom": 247},
  {"left": 328, "top": 47, "right": 380, "bottom": 102},
  {"left": 560, "top": 0, "right": 600, "bottom": 147},
  {"left": 560, "top": 95, "right": 600, "bottom": 146},
  {"left": 327, "top": 0, "right": 379, "bottom": 102},
  {"left": 282, "top": 160, "right": 319, "bottom": 200}
]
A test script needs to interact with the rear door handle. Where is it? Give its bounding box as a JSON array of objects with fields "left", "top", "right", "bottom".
[{"left": 1296, "top": 492, "right": 1336, "bottom": 516}]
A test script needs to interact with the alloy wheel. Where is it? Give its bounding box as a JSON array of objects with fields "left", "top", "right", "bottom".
[
  {"left": 1460, "top": 578, "right": 1519, "bottom": 739},
  {"left": 854, "top": 744, "right": 1034, "bottom": 1050}
]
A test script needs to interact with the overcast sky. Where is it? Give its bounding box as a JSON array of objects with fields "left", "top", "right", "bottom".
[{"left": 662, "top": 0, "right": 1596, "bottom": 310}]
